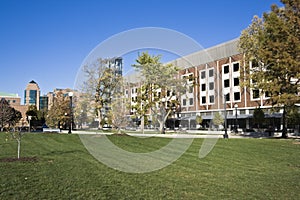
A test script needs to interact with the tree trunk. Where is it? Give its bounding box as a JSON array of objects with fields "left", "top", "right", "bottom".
[
  {"left": 158, "top": 109, "right": 171, "bottom": 134},
  {"left": 17, "top": 139, "right": 21, "bottom": 159},
  {"left": 97, "top": 110, "right": 103, "bottom": 129},
  {"left": 159, "top": 121, "right": 165, "bottom": 134},
  {"left": 141, "top": 115, "right": 144, "bottom": 134},
  {"left": 117, "top": 127, "right": 121, "bottom": 134},
  {"left": 282, "top": 106, "right": 287, "bottom": 138}
]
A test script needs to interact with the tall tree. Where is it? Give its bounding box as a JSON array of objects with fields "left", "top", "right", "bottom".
[
  {"left": 73, "top": 94, "right": 93, "bottom": 129},
  {"left": 239, "top": 0, "right": 300, "bottom": 137},
  {"left": 0, "top": 98, "right": 21, "bottom": 131},
  {"left": 26, "top": 105, "right": 39, "bottom": 130},
  {"left": 8, "top": 108, "right": 23, "bottom": 159},
  {"left": 46, "top": 91, "right": 70, "bottom": 129},
  {"left": 81, "top": 58, "right": 123, "bottom": 129},
  {"left": 0, "top": 98, "right": 23, "bottom": 158},
  {"left": 132, "top": 52, "right": 186, "bottom": 133},
  {"left": 0, "top": 98, "right": 10, "bottom": 131}
]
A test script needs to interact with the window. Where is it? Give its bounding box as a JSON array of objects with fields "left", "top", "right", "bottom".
[
  {"left": 167, "top": 102, "right": 171, "bottom": 107},
  {"left": 234, "top": 78, "right": 239, "bottom": 86},
  {"left": 189, "top": 86, "right": 193, "bottom": 93},
  {"left": 240, "top": 110, "right": 246, "bottom": 115},
  {"left": 201, "top": 84, "right": 206, "bottom": 91},
  {"left": 125, "top": 90, "right": 128, "bottom": 95},
  {"left": 223, "top": 65, "right": 229, "bottom": 74},
  {"left": 131, "top": 88, "right": 135, "bottom": 94},
  {"left": 224, "top": 79, "right": 230, "bottom": 88},
  {"left": 209, "top": 69, "right": 214, "bottom": 77},
  {"left": 24, "top": 91, "right": 27, "bottom": 104},
  {"left": 12, "top": 100, "right": 16, "bottom": 103},
  {"left": 252, "top": 89, "right": 260, "bottom": 99},
  {"left": 189, "top": 98, "right": 194, "bottom": 105},
  {"left": 183, "top": 99, "right": 186, "bottom": 106},
  {"left": 233, "top": 63, "right": 239, "bottom": 72},
  {"left": 225, "top": 93, "right": 230, "bottom": 101},
  {"left": 29, "top": 90, "right": 37, "bottom": 104},
  {"left": 209, "top": 95, "right": 214, "bottom": 103},
  {"left": 131, "top": 97, "right": 135, "bottom": 102},
  {"left": 251, "top": 60, "right": 259, "bottom": 68},
  {"left": 234, "top": 92, "right": 240, "bottom": 101},
  {"left": 201, "top": 71, "right": 206, "bottom": 79},
  {"left": 135, "top": 88, "right": 138, "bottom": 93},
  {"left": 189, "top": 74, "right": 193, "bottom": 82},
  {"left": 201, "top": 96, "right": 206, "bottom": 104},
  {"left": 209, "top": 82, "right": 214, "bottom": 90},
  {"left": 167, "top": 90, "right": 170, "bottom": 96},
  {"left": 265, "top": 91, "right": 271, "bottom": 98}
]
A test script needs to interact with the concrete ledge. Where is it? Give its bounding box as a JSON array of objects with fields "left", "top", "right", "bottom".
[{"left": 43, "top": 128, "right": 61, "bottom": 133}]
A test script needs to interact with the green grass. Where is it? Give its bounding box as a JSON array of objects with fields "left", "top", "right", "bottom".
[{"left": 0, "top": 132, "right": 299, "bottom": 199}]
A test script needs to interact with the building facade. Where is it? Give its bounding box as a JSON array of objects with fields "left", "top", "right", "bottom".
[
  {"left": 124, "top": 39, "right": 292, "bottom": 131},
  {"left": 24, "top": 80, "right": 41, "bottom": 110},
  {"left": 0, "top": 92, "right": 28, "bottom": 126}
]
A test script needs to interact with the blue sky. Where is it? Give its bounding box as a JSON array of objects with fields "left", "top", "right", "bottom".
[{"left": 0, "top": 0, "right": 282, "bottom": 102}]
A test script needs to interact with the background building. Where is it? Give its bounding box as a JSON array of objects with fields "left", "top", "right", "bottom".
[
  {"left": 124, "top": 38, "right": 296, "bottom": 131},
  {"left": 24, "top": 80, "right": 40, "bottom": 110},
  {"left": 0, "top": 92, "right": 28, "bottom": 124}
]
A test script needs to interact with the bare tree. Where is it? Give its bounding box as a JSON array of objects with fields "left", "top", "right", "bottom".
[
  {"left": 81, "top": 58, "right": 123, "bottom": 129},
  {"left": 107, "top": 96, "right": 129, "bottom": 134}
]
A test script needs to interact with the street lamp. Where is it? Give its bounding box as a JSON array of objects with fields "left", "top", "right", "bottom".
[
  {"left": 234, "top": 103, "right": 238, "bottom": 133},
  {"left": 172, "top": 105, "right": 176, "bottom": 131},
  {"left": 223, "top": 94, "right": 228, "bottom": 139},
  {"left": 68, "top": 92, "right": 73, "bottom": 134},
  {"left": 20, "top": 118, "right": 24, "bottom": 131},
  {"left": 28, "top": 116, "right": 32, "bottom": 132}
]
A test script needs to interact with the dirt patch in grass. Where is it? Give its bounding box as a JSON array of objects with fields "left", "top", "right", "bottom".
[
  {"left": 293, "top": 139, "right": 300, "bottom": 145},
  {"left": 0, "top": 156, "right": 38, "bottom": 163},
  {"left": 293, "top": 142, "right": 300, "bottom": 145}
]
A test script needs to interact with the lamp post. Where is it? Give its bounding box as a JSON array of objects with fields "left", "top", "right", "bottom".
[
  {"left": 68, "top": 92, "right": 73, "bottom": 134},
  {"left": 223, "top": 94, "right": 228, "bottom": 139},
  {"left": 1, "top": 98, "right": 4, "bottom": 131},
  {"left": 28, "top": 116, "right": 32, "bottom": 132},
  {"left": 20, "top": 118, "right": 24, "bottom": 131},
  {"left": 178, "top": 112, "right": 182, "bottom": 131},
  {"left": 234, "top": 103, "right": 238, "bottom": 133},
  {"left": 172, "top": 105, "right": 176, "bottom": 131}
]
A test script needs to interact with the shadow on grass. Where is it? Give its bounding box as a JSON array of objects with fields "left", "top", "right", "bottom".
[
  {"left": 0, "top": 156, "right": 38, "bottom": 162},
  {"left": 43, "top": 150, "right": 86, "bottom": 156}
]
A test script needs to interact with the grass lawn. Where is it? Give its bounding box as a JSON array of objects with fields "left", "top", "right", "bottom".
[{"left": 0, "top": 132, "right": 299, "bottom": 199}]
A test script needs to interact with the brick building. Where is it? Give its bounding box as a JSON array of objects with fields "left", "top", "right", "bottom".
[
  {"left": 124, "top": 38, "right": 290, "bottom": 131},
  {"left": 0, "top": 92, "right": 28, "bottom": 126}
]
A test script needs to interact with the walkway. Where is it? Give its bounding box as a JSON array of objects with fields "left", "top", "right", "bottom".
[{"left": 63, "top": 130, "right": 246, "bottom": 138}]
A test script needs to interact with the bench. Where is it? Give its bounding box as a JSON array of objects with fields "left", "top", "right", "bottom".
[{"left": 43, "top": 128, "right": 61, "bottom": 133}]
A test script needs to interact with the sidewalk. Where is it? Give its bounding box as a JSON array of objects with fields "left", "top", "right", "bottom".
[{"left": 63, "top": 130, "right": 246, "bottom": 139}]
